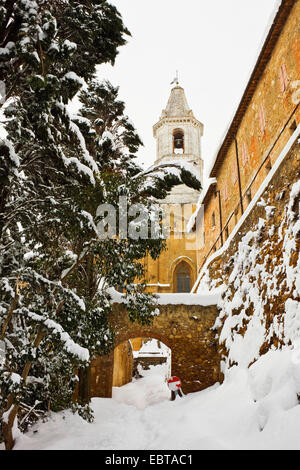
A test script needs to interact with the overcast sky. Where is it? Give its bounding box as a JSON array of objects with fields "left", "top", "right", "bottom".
[{"left": 97, "top": 0, "right": 280, "bottom": 176}]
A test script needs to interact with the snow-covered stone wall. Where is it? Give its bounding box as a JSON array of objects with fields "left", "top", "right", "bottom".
[
  {"left": 90, "top": 302, "right": 220, "bottom": 397},
  {"left": 198, "top": 140, "right": 300, "bottom": 376}
]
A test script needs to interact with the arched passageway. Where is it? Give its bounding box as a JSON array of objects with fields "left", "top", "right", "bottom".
[
  {"left": 109, "top": 338, "right": 172, "bottom": 407},
  {"left": 111, "top": 337, "right": 171, "bottom": 388},
  {"left": 88, "top": 302, "right": 220, "bottom": 399}
]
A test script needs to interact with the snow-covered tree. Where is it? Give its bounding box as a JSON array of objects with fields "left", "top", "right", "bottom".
[
  {"left": 0, "top": 0, "right": 129, "bottom": 450},
  {"left": 0, "top": 1, "right": 202, "bottom": 450}
]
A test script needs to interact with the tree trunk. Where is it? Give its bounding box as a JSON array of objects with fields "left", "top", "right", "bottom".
[
  {"left": 78, "top": 366, "right": 91, "bottom": 404},
  {"left": 2, "top": 399, "right": 18, "bottom": 450},
  {"left": 2, "top": 328, "right": 45, "bottom": 450}
]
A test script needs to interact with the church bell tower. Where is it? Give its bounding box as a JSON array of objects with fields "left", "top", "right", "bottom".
[
  {"left": 153, "top": 82, "right": 204, "bottom": 202},
  {"left": 142, "top": 80, "right": 203, "bottom": 293}
]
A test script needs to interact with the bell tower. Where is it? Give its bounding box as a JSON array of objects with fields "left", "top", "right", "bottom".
[
  {"left": 153, "top": 82, "right": 204, "bottom": 197},
  {"left": 141, "top": 79, "right": 203, "bottom": 294}
]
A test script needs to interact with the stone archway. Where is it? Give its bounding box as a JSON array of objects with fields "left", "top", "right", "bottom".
[
  {"left": 89, "top": 301, "right": 221, "bottom": 399},
  {"left": 110, "top": 337, "right": 171, "bottom": 389}
]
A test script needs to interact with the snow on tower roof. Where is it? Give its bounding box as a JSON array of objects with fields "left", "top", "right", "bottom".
[{"left": 162, "top": 86, "right": 193, "bottom": 118}]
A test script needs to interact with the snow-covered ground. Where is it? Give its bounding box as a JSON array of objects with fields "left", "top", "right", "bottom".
[{"left": 12, "top": 350, "right": 300, "bottom": 450}]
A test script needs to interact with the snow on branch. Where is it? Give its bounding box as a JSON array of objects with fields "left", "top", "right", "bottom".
[
  {"left": 0, "top": 138, "right": 20, "bottom": 168},
  {"left": 24, "top": 309, "right": 89, "bottom": 362},
  {"left": 139, "top": 159, "right": 202, "bottom": 192}
]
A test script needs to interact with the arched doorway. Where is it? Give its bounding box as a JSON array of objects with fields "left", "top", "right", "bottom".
[
  {"left": 112, "top": 338, "right": 171, "bottom": 387},
  {"left": 173, "top": 260, "right": 192, "bottom": 293},
  {"left": 112, "top": 338, "right": 171, "bottom": 407}
]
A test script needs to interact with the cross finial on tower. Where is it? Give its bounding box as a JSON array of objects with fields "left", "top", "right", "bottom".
[{"left": 170, "top": 70, "right": 179, "bottom": 86}]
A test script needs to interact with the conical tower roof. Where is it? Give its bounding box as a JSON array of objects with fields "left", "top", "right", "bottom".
[{"left": 162, "top": 86, "right": 193, "bottom": 118}]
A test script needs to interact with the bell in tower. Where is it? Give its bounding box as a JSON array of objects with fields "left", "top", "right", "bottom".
[{"left": 173, "top": 129, "right": 184, "bottom": 154}]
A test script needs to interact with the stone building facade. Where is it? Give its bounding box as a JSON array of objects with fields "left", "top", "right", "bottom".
[{"left": 191, "top": 0, "right": 300, "bottom": 279}]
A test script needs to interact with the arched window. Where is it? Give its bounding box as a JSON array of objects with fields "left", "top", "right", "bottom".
[
  {"left": 174, "top": 261, "right": 191, "bottom": 293},
  {"left": 173, "top": 129, "right": 184, "bottom": 154}
]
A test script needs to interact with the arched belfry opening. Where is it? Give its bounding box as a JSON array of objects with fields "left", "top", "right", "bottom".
[
  {"left": 173, "top": 129, "right": 184, "bottom": 154},
  {"left": 174, "top": 261, "right": 192, "bottom": 293}
]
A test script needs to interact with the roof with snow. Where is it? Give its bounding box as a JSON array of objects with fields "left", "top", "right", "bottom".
[
  {"left": 162, "top": 86, "right": 192, "bottom": 118},
  {"left": 208, "top": 0, "right": 295, "bottom": 178}
]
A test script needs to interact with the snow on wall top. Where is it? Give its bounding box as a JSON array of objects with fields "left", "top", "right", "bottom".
[
  {"left": 108, "top": 287, "right": 224, "bottom": 307},
  {"left": 155, "top": 290, "right": 224, "bottom": 306}
]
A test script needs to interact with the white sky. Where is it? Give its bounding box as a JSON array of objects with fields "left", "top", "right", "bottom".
[{"left": 96, "top": 0, "right": 280, "bottom": 176}]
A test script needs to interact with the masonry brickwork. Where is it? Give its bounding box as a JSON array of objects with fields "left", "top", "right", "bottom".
[
  {"left": 111, "top": 341, "right": 133, "bottom": 388},
  {"left": 195, "top": 0, "right": 300, "bottom": 273},
  {"left": 198, "top": 138, "right": 300, "bottom": 368},
  {"left": 90, "top": 303, "right": 220, "bottom": 397}
]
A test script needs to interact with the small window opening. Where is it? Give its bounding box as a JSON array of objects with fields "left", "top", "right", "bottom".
[
  {"left": 173, "top": 129, "right": 184, "bottom": 154},
  {"left": 212, "top": 212, "right": 216, "bottom": 228}
]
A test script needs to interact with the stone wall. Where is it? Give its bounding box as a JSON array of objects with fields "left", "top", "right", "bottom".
[
  {"left": 112, "top": 341, "right": 133, "bottom": 387},
  {"left": 198, "top": 139, "right": 300, "bottom": 370},
  {"left": 89, "top": 302, "right": 220, "bottom": 398},
  {"left": 197, "top": 0, "right": 300, "bottom": 270}
]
